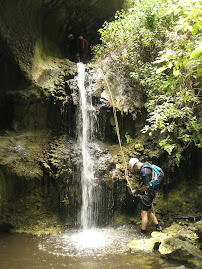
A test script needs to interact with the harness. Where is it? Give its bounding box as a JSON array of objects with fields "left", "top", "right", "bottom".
[{"left": 139, "top": 191, "right": 155, "bottom": 207}]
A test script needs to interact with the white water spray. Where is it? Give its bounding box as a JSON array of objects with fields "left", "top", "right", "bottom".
[{"left": 77, "top": 62, "right": 96, "bottom": 229}]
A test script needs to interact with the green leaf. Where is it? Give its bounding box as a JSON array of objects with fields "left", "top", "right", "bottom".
[
  {"left": 168, "top": 62, "right": 173, "bottom": 68},
  {"left": 181, "top": 22, "right": 189, "bottom": 31},
  {"left": 188, "top": 25, "right": 193, "bottom": 32},
  {"left": 159, "top": 137, "right": 175, "bottom": 155},
  {"left": 164, "top": 144, "right": 175, "bottom": 155},
  {"left": 192, "top": 23, "right": 201, "bottom": 35},
  {"left": 165, "top": 49, "right": 174, "bottom": 57},
  {"left": 174, "top": 8, "right": 181, "bottom": 16},
  {"left": 125, "top": 132, "right": 132, "bottom": 144},
  {"left": 175, "top": 153, "right": 181, "bottom": 167},
  {"left": 156, "top": 65, "right": 168, "bottom": 74},
  {"left": 173, "top": 67, "right": 179, "bottom": 76},
  {"left": 190, "top": 46, "right": 202, "bottom": 59},
  {"left": 175, "top": 58, "right": 183, "bottom": 69}
]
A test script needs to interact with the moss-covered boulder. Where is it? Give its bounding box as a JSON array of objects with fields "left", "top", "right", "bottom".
[{"left": 128, "top": 222, "right": 202, "bottom": 268}]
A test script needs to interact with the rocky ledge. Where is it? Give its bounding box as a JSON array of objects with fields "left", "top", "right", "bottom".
[{"left": 128, "top": 221, "right": 202, "bottom": 268}]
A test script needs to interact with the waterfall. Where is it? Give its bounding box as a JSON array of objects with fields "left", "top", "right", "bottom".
[{"left": 77, "top": 62, "right": 96, "bottom": 229}]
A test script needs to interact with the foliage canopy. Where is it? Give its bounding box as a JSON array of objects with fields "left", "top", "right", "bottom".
[{"left": 94, "top": 0, "right": 202, "bottom": 165}]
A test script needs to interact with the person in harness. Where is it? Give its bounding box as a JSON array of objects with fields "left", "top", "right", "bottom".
[
  {"left": 67, "top": 34, "right": 77, "bottom": 61},
  {"left": 129, "top": 158, "right": 163, "bottom": 235},
  {"left": 77, "top": 36, "right": 88, "bottom": 62}
]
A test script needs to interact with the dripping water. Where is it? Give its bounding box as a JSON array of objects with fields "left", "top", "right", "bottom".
[{"left": 77, "top": 62, "right": 97, "bottom": 229}]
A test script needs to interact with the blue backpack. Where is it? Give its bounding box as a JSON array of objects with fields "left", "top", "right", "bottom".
[{"left": 141, "top": 163, "right": 164, "bottom": 191}]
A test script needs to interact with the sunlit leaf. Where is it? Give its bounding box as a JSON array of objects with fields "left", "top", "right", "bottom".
[
  {"left": 175, "top": 153, "right": 181, "bottom": 167},
  {"left": 173, "top": 68, "right": 179, "bottom": 76},
  {"left": 156, "top": 65, "right": 168, "bottom": 74},
  {"left": 168, "top": 62, "right": 173, "bottom": 68},
  {"left": 192, "top": 23, "right": 201, "bottom": 35},
  {"left": 175, "top": 58, "right": 183, "bottom": 69},
  {"left": 190, "top": 46, "right": 202, "bottom": 59}
]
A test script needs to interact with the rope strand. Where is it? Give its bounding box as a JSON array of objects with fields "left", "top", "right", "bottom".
[
  {"left": 100, "top": 68, "right": 134, "bottom": 193},
  {"left": 100, "top": 67, "right": 157, "bottom": 224}
]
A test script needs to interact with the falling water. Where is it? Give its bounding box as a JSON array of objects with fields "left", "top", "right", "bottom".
[{"left": 77, "top": 62, "right": 96, "bottom": 229}]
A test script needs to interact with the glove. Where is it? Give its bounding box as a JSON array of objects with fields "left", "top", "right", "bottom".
[{"left": 133, "top": 189, "right": 141, "bottom": 195}]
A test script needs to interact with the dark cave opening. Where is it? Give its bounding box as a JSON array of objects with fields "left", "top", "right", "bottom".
[
  {"left": 0, "top": 0, "right": 124, "bottom": 131},
  {"left": 38, "top": 0, "right": 124, "bottom": 61},
  {"left": 0, "top": 38, "right": 30, "bottom": 130}
]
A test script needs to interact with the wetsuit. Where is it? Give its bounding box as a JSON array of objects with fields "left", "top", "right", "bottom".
[
  {"left": 140, "top": 163, "right": 164, "bottom": 211},
  {"left": 140, "top": 163, "right": 155, "bottom": 211}
]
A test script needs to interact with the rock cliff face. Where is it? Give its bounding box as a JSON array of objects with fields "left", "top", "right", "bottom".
[
  {"left": 0, "top": 0, "right": 132, "bottom": 232},
  {"left": 0, "top": 0, "right": 123, "bottom": 77},
  {"left": 0, "top": 0, "right": 124, "bottom": 131}
]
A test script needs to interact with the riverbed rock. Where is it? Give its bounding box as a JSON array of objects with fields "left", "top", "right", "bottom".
[
  {"left": 128, "top": 237, "right": 161, "bottom": 253},
  {"left": 159, "top": 236, "right": 202, "bottom": 268},
  {"left": 128, "top": 222, "right": 202, "bottom": 268}
]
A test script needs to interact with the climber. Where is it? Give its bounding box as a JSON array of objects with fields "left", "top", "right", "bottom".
[
  {"left": 77, "top": 35, "right": 88, "bottom": 62},
  {"left": 67, "top": 34, "right": 77, "bottom": 61},
  {"left": 129, "top": 158, "right": 163, "bottom": 235}
]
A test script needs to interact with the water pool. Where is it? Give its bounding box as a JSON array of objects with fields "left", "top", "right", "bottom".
[{"left": 0, "top": 226, "right": 191, "bottom": 269}]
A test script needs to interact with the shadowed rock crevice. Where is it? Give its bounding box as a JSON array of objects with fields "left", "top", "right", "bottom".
[{"left": 0, "top": 0, "right": 124, "bottom": 131}]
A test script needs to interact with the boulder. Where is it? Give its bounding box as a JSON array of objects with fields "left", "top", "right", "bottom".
[
  {"left": 159, "top": 237, "right": 202, "bottom": 268},
  {"left": 128, "top": 237, "right": 161, "bottom": 253},
  {"left": 128, "top": 222, "right": 202, "bottom": 268}
]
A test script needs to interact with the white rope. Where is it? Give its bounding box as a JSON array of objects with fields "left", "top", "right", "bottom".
[
  {"left": 100, "top": 68, "right": 134, "bottom": 193},
  {"left": 100, "top": 67, "right": 158, "bottom": 225}
]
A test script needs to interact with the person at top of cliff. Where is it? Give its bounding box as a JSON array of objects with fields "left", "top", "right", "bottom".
[
  {"left": 129, "top": 158, "right": 163, "bottom": 235},
  {"left": 67, "top": 33, "right": 77, "bottom": 61},
  {"left": 77, "top": 35, "right": 88, "bottom": 62}
]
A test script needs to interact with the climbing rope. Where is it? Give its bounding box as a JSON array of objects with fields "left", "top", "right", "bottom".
[
  {"left": 100, "top": 68, "right": 134, "bottom": 193},
  {"left": 100, "top": 67, "right": 157, "bottom": 225}
]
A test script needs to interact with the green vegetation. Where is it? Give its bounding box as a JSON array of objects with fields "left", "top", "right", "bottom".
[
  {"left": 94, "top": 0, "right": 202, "bottom": 165},
  {"left": 125, "top": 132, "right": 132, "bottom": 143}
]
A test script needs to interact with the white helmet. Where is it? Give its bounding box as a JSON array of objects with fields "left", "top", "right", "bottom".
[{"left": 129, "top": 158, "right": 139, "bottom": 170}]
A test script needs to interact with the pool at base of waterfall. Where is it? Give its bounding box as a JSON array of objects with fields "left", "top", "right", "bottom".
[
  {"left": 0, "top": 226, "right": 191, "bottom": 269},
  {"left": 39, "top": 226, "right": 139, "bottom": 257}
]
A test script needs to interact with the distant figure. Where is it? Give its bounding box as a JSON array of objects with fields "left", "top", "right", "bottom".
[
  {"left": 67, "top": 34, "right": 77, "bottom": 61},
  {"left": 77, "top": 36, "right": 88, "bottom": 62}
]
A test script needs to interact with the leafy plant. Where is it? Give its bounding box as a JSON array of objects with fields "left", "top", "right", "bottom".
[
  {"left": 143, "top": 0, "right": 202, "bottom": 163},
  {"left": 125, "top": 132, "right": 132, "bottom": 143},
  {"left": 135, "top": 143, "right": 144, "bottom": 149},
  {"left": 94, "top": 0, "right": 169, "bottom": 62},
  {"left": 94, "top": 0, "right": 201, "bottom": 166},
  {"left": 159, "top": 136, "right": 175, "bottom": 155},
  {"left": 175, "top": 152, "right": 181, "bottom": 167}
]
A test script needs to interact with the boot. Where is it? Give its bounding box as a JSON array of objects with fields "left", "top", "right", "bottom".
[{"left": 155, "top": 224, "right": 163, "bottom": 232}]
